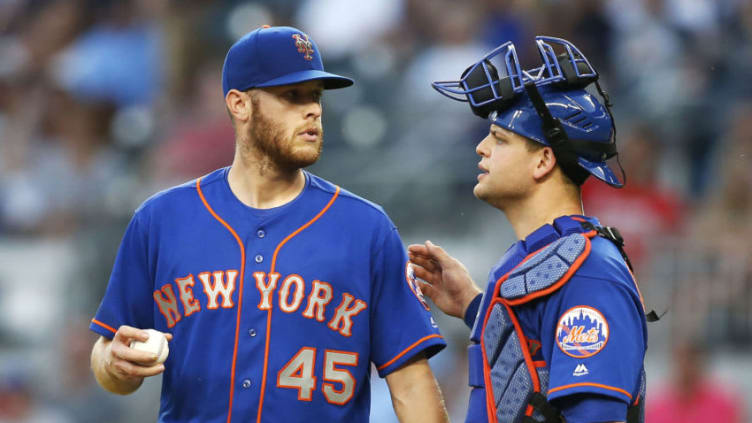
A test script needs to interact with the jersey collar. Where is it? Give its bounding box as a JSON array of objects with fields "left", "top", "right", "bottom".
[{"left": 518, "top": 215, "right": 600, "bottom": 254}]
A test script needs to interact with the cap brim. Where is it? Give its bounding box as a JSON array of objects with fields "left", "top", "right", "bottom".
[
  {"left": 255, "top": 69, "right": 354, "bottom": 90},
  {"left": 577, "top": 157, "right": 623, "bottom": 188}
]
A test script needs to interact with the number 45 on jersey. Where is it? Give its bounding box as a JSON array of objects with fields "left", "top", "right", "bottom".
[{"left": 277, "top": 347, "right": 358, "bottom": 405}]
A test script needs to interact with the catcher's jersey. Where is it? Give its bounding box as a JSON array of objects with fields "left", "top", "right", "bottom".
[
  {"left": 90, "top": 167, "right": 445, "bottom": 423},
  {"left": 466, "top": 215, "right": 647, "bottom": 422}
]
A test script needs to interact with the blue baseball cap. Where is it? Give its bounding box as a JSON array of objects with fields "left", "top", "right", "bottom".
[{"left": 221, "top": 26, "right": 354, "bottom": 96}]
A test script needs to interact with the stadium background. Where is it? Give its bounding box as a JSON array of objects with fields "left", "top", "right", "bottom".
[{"left": 0, "top": 0, "right": 750, "bottom": 421}]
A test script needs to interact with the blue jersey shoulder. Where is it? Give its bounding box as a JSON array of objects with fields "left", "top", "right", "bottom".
[
  {"left": 580, "top": 236, "right": 631, "bottom": 280},
  {"left": 568, "top": 234, "right": 640, "bottom": 300},
  {"left": 306, "top": 172, "right": 396, "bottom": 230},
  {"left": 131, "top": 168, "right": 226, "bottom": 226},
  {"left": 136, "top": 177, "right": 199, "bottom": 213}
]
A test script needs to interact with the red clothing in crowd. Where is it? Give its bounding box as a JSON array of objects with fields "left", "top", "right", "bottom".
[
  {"left": 582, "top": 178, "right": 683, "bottom": 266},
  {"left": 647, "top": 380, "right": 746, "bottom": 423}
]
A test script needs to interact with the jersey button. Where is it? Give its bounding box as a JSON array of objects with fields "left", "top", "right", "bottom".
[
  {"left": 248, "top": 329, "right": 256, "bottom": 337},
  {"left": 242, "top": 379, "right": 251, "bottom": 389},
  {"left": 254, "top": 254, "right": 263, "bottom": 263},
  {"left": 256, "top": 229, "right": 265, "bottom": 238}
]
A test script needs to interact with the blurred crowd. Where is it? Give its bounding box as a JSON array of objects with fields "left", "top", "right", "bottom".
[{"left": 0, "top": 0, "right": 751, "bottom": 421}]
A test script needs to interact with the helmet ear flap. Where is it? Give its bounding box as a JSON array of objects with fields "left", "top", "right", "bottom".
[
  {"left": 554, "top": 53, "right": 597, "bottom": 89},
  {"left": 461, "top": 60, "right": 516, "bottom": 118},
  {"left": 552, "top": 146, "right": 592, "bottom": 186}
]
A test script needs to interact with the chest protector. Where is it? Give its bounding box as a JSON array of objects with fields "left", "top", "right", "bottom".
[{"left": 470, "top": 224, "right": 645, "bottom": 423}]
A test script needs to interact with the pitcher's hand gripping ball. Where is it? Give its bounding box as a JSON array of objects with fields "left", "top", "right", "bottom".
[{"left": 130, "top": 329, "right": 169, "bottom": 364}]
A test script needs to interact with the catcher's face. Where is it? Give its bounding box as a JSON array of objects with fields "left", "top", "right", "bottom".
[
  {"left": 473, "top": 125, "right": 539, "bottom": 208},
  {"left": 243, "top": 81, "right": 325, "bottom": 171}
]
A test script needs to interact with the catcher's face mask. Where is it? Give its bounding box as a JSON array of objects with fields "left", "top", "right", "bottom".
[{"left": 432, "top": 36, "right": 624, "bottom": 188}]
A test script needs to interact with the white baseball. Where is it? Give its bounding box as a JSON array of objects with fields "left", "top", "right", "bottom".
[{"left": 129, "top": 329, "right": 169, "bottom": 364}]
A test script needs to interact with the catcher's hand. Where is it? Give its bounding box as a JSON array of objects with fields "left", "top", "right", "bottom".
[{"left": 407, "top": 240, "right": 482, "bottom": 319}]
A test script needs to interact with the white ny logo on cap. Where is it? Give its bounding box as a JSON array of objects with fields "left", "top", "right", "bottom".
[{"left": 291, "top": 34, "right": 314, "bottom": 61}]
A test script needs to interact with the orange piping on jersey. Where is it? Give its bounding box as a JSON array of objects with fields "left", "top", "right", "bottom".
[
  {"left": 503, "top": 232, "right": 594, "bottom": 307},
  {"left": 633, "top": 393, "right": 641, "bottom": 406},
  {"left": 256, "top": 186, "right": 340, "bottom": 423},
  {"left": 548, "top": 382, "right": 632, "bottom": 400},
  {"left": 91, "top": 319, "right": 117, "bottom": 334},
  {"left": 376, "top": 334, "right": 444, "bottom": 371},
  {"left": 196, "top": 178, "right": 246, "bottom": 423}
]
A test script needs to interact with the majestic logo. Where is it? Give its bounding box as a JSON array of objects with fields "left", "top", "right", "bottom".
[
  {"left": 292, "top": 33, "right": 314, "bottom": 61},
  {"left": 573, "top": 363, "right": 589, "bottom": 377},
  {"left": 556, "top": 306, "right": 609, "bottom": 358}
]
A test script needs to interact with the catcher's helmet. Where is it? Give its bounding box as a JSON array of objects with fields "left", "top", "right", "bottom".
[{"left": 432, "top": 36, "right": 623, "bottom": 188}]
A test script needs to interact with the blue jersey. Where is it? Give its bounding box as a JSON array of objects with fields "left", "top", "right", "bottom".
[
  {"left": 90, "top": 167, "right": 445, "bottom": 422},
  {"left": 466, "top": 215, "right": 647, "bottom": 422}
]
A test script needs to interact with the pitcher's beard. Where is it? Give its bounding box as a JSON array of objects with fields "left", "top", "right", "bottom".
[{"left": 245, "top": 106, "right": 323, "bottom": 174}]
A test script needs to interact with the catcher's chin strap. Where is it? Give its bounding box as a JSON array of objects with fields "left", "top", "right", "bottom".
[{"left": 580, "top": 221, "right": 664, "bottom": 323}]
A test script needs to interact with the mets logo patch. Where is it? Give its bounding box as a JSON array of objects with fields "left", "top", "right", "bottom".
[
  {"left": 291, "top": 33, "right": 314, "bottom": 61},
  {"left": 556, "top": 306, "right": 609, "bottom": 358},
  {"left": 406, "top": 263, "right": 430, "bottom": 311}
]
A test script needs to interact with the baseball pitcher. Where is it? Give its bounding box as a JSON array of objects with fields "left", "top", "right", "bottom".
[{"left": 89, "top": 26, "right": 448, "bottom": 423}]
